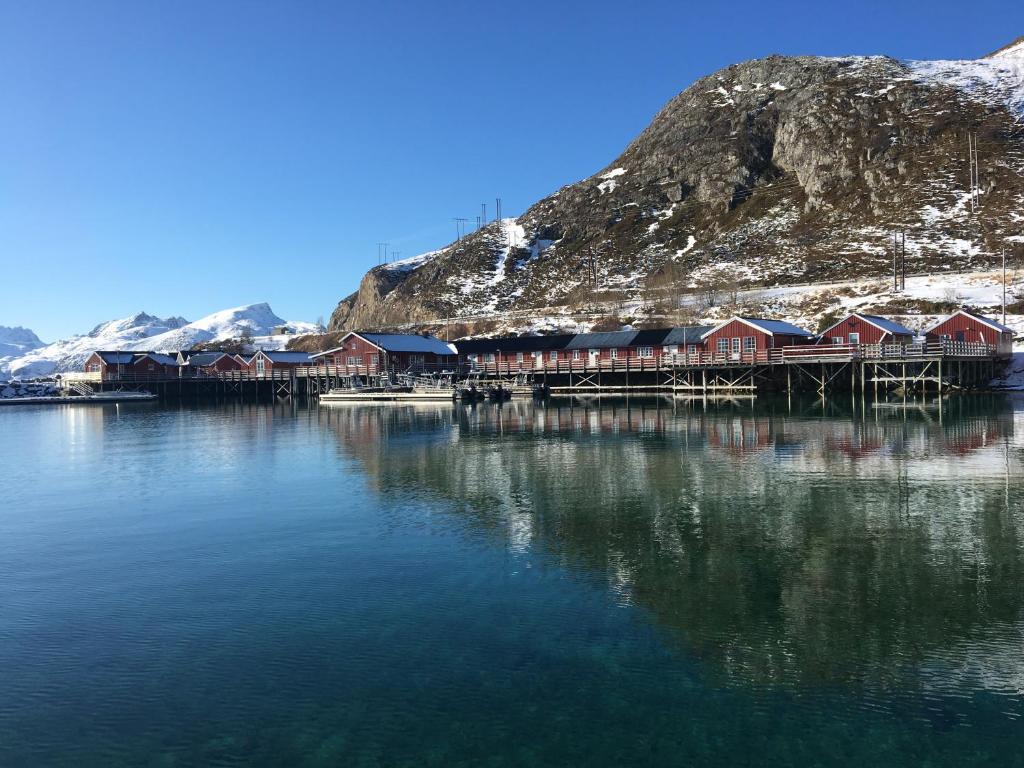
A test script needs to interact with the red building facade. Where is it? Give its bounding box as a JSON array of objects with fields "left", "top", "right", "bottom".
[{"left": 925, "top": 310, "right": 1014, "bottom": 356}]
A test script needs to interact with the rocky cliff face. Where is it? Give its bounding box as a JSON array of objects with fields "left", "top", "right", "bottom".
[{"left": 330, "top": 43, "right": 1024, "bottom": 332}]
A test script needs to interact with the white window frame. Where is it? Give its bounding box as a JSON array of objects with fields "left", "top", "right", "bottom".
[
  {"left": 638, "top": 346, "right": 654, "bottom": 358},
  {"left": 716, "top": 338, "right": 729, "bottom": 354},
  {"left": 832, "top": 336, "right": 844, "bottom": 345},
  {"left": 610, "top": 348, "right": 618, "bottom": 360},
  {"left": 742, "top": 336, "right": 756, "bottom": 352},
  {"left": 549, "top": 350, "right": 558, "bottom": 361},
  {"left": 848, "top": 332, "right": 860, "bottom": 345},
  {"left": 572, "top": 349, "right": 581, "bottom": 360}
]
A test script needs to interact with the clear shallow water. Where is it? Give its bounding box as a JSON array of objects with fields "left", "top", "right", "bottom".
[{"left": 1, "top": 396, "right": 1023, "bottom": 767}]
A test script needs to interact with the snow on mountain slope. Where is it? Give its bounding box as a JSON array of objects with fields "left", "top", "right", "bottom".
[
  {"left": 140, "top": 303, "right": 317, "bottom": 352},
  {"left": 3, "top": 304, "right": 316, "bottom": 378},
  {"left": 0, "top": 326, "right": 45, "bottom": 376},
  {"left": 908, "top": 39, "right": 1024, "bottom": 116}
]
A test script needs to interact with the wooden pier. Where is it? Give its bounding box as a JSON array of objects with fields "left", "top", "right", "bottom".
[{"left": 57, "top": 340, "right": 1005, "bottom": 402}]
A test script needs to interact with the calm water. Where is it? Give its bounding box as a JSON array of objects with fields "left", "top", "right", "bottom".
[{"left": 2, "top": 396, "right": 1023, "bottom": 767}]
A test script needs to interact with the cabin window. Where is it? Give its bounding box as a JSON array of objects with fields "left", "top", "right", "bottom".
[
  {"left": 848, "top": 332, "right": 860, "bottom": 345},
  {"left": 610, "top": 348, "right": 618, "bottom": 360},
  {"left": 88, "top": 363, "right": 100, "bottom": 372},
  {"left": 256, "top": 358, "right": 265, "bottom": 375},
  {"left": 588, "top": 348, "right": 599, "bottom": 358},
  {"left": 954, "top": 331, "right": 965, "bottom": 342},
  {"left": 148, "top": 363, "right": 155, "bottom": 372},
  {"left": 687, "top": 344, "right": 697, "bottom": 355},
  {"left": 716, "top": 338, "right": 729, "bottom": 354},
  {"left": 549, "top": 351, "right": 558, "bottom": 361},
  {"left": 485, "top": 353, "right": 495, "bottom": 363},
  {"left": 731, "top": 338, "right": 741, "bottom": 353},
  {"left": 572, "top": 350, "right": 581, "bottom": 360},
  {"left": 743, "top": 337, "right": 756, "bottom": 352},
  {"left": 832, "top": 336, "right": 844, "bottom": 345},
  {"left": 369, "top": 354, "right": 379, "bottom": 367},
  {"left": 516, "top": 352, "right": 524, "bottom": 363},
  {"left": 638, "top": 346, "right": 653, "bottom": 358},
  {"left": 347, "top": 356, "right": 357, "bottom": 366},
  {"left": 410, "top": 355, "right": 425, "bottom": 367}
]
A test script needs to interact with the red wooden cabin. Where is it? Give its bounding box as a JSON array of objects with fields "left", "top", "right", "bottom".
[
  {"left": 83, "top": 351, "right": 180, "bottom": 380},
  {"left": 312, "top": 332, "right": 457, "bottom": 374},
  {"left": 245, "top": 350, "right": 314, "bottom": 376},
  {"left": 700, "top": 317, "right": 814, "bottom": 360},
  {"left": 178, "top": 351, "right": 245, "bottom": 375},
  {"left": 924, "top": 310, "right": 1014, "bottom": 356},
  {"left": 816, "top": 313, "right": 916, "bottom": 346}
]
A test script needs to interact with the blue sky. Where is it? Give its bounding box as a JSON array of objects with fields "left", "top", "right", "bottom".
[{"left": 2, "top": 0, "right": 1022, "bottom": 340}]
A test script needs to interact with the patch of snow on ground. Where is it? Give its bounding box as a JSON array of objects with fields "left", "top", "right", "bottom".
[
  {"left": 383, "top": 248, "right": 442, "bottom": 274},
  {"left": 600, "top": 167, "right": 626, "bottom": 180},
  {"left": 908, "top": 47, "right": 1024, "bottom": 116}
]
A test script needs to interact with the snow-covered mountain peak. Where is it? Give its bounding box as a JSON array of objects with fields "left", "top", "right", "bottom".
[
  {"left": 1, "top": 303, "right": 317, "bottom": 378},
  {"left": 988, "top": 36, "right": 1024, "bottom": 60},
  {"left": 0, "top": 326, "right": 43, "bottom": 346}
]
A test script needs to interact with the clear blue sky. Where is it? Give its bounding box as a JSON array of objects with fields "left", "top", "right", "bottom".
[{"left": 2, "top": 0, "right": 1021, "bottom": 340}]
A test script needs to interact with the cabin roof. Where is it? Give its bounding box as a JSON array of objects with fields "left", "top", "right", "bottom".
[
  {"left": 926, "top": 309, "right": 1015, "bottom": 335},
  {"left": 702, "top": 317, "right": 814, "bottom": 339},
  {"left": 183, "top": 352, "right": 227, "bottom": 367},
  {"left": 94, "top": 351, "right": 136, "bottom": 364},
  {"left": 819, "top": 313, "right": 916, "bottom": 337},
  {"left": 144, "top": 353, "right": 180, "bottom": 367},
  {"left": 258, "top": 351, "right": 314, "bottom": 363},
  {"left": 356, "top": 332, "right": 458, "bottom": 355},
  {"left": 565, "top": 330, "right": 640, "bottom": 349},
  {"left": 662, "top": 326, "right": 713, "bottom": 345},
  {"left": 454, "top": 334, "right": 574, "bottom": 354}
]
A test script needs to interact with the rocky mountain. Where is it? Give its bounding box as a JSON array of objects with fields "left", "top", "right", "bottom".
[
  {"left": 329, "top": 39, "right": 1024, "bottom": 333},
  {"left": 3, "top": 304, "right": 317, "bottom": 378}
]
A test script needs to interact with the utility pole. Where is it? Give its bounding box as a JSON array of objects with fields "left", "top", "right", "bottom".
[
  {"left": 377, "top": 242, "right": 389, "bottom": 266},
  {"left": 481, "top": 203, "right": 487, "bottom": 227},
  {"left": 1003, "top": 247, "right": 1007, "bottom": 326},
  {"left": 453, "top": 218, "right": 468, "bottom": 241},
  {"left": 495, "top": 197, "right": 501, "bottom": 222},
  {"left": 968, "top": 132, "right": 981, "bottom": 212},
  {"left": 892, "top": 231, "right": 906, "bottom": 291}
]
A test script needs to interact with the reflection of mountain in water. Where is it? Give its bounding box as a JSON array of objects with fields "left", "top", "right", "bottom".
[{"left": 317, "top": 397, "right": 1024, "bottom": 694}]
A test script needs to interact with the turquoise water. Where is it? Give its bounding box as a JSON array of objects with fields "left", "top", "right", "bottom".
[{"left": 1, "top": 397, "right": 1023, "bottom": 767}]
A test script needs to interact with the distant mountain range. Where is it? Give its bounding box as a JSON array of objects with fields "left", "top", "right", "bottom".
[
  {"left": 330, "top": 37, "right": 1024, "bottom": 332},
  {"left": 1, "top": 303, "right": 316, "bottom": 378}
]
